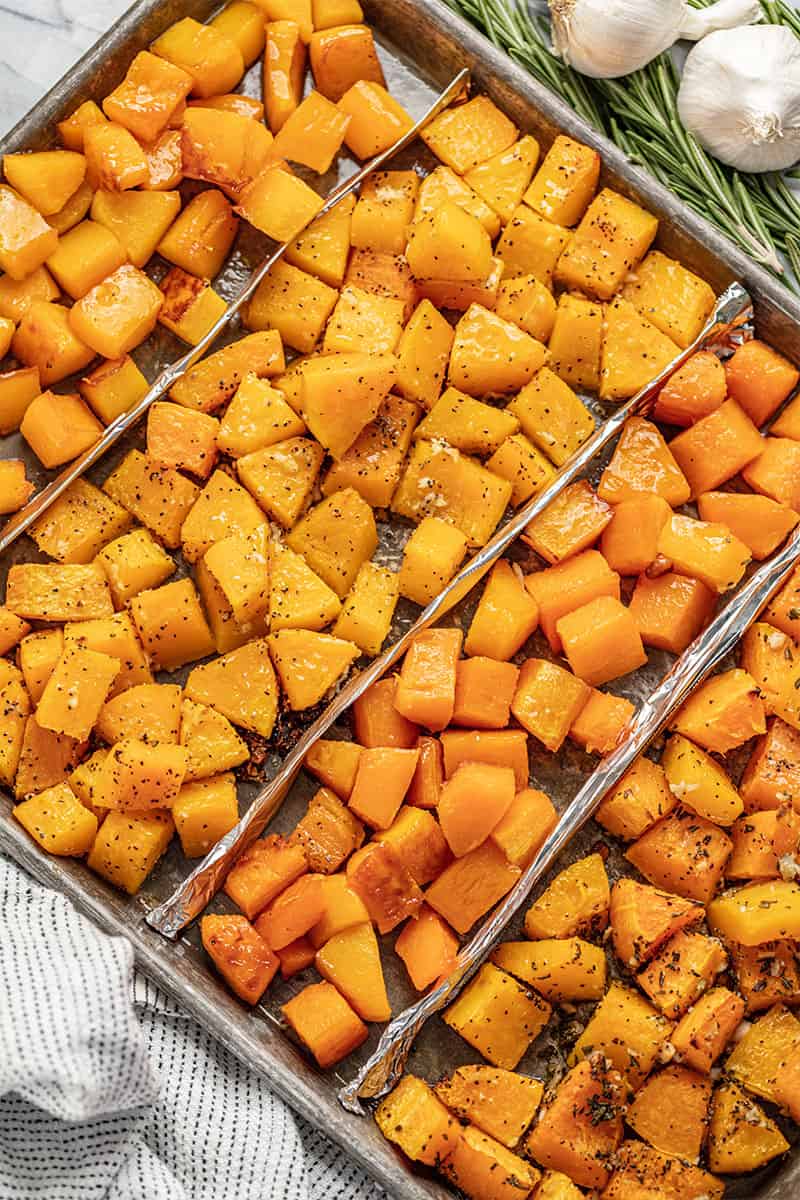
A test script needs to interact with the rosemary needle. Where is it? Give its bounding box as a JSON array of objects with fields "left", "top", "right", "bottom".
[{"left": 445, "top": 0, "right": 800, "bottom": 295}]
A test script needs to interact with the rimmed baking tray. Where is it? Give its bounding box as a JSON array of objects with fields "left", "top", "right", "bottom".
[{"left": 1, "top": 2, "right": 799, "bottom": 1196}]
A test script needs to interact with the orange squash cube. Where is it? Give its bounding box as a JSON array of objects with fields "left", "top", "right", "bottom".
[
  {"left": 452, "top": 657, "right": 519, "bottom": 730},
  {"left": 732, "top": 942, "right": 800, "bottom": 1013},
  {"left": 346, "top": 841, "right": 423, "bottom": 933},
  {"left": 254, "top": 873, "right": 325, "bottom": 950},
  {"left": 394, "top": 299, "right": 453, "bottom": 409},
  {"left": 224, "top": 833, "right": 307, "bottom": 920},
  {"left": 596, "top": 756, "right": 675, "bottom": 842},
  {"left": 637, "top": 929, "right": 728, "bottom": 1018},
  {"left": 554, "top": 187, "right": 658, "bottom": 301},
  {"left": 421, "top": 95, "right": 517, "bottom": 175},
  {"left": 140, "top": 129, "right": 184, "bottom": 191},
  {"left": 407, "top": 735, "right": 444, "bottom": 810},
  {"left": 669, "top": 399, "right": 764, "bottom": 497},
  {"left": 673, "top": 666, "right": 766, "bottom": 754},
  {"left": 726, "top": 811, "right": 779, "bottom": 880},
  {"left": 426, "top": 839, "right": 521, "bottom": 935},
  {"left": 146, "top": 401, "right": 219, "bottom": 480},
  {"left": 465, "top": 559, "right": 539, "bottom": 661},
  {"left": 742, "top": 436, "right": 800, "bottom": 511},
  {"left": 653, "top": 349, "right": 726, "bottom": 427},
  {"left": 395, "top": 903, "right": 458, "bottom": 991},
  {"left": 12, "top": 301, "right": 95, "bottom": 387},
  {"left": 600, "top": 494, "right": 671, "bottom": 576},
  {"left": 557, "top": 595, "right": 647, "bottom": 687},
  {"left": 439, "top": 762, "right": 516, "bottom": 857},
  {"left": 490, "top": 787, "right": 557, "bottom": 868},
  {"left": 0, "top": 185, "right": 58, "bottom": 279},
  {"left": 740, "top": 623, "right": 800, "bottom": 731},
  {"left": 443, "top": 1126, "right": 540, "bottom": 1199},
  {"left": 151, "top": 17, "right": 245, "bottom": 97},
  {"left": 275, "top": 936, "right": 315, "bottom": 979},
  {"left": 237, "top": 164, "right": 323, "bottom": 243},
  {"left": 304, "top": 740, "right": 362, "bottom": 800},
  {"left": 157, "top": 267, "right": 227, "bottom": 345},
  {"left": 726, "top": 338, "right": 799, "bottom": 426},
  {"left": 524, "top": 134, "right": 599, "bottom": 227},
  {"left": 157, "top": 188, "right": 238, "bottom": 278},
  {"left": 201, "top": 913, "right": 278, "bottom": 1005},
  {"left": 289, "top": 785, "right": 364, "bottom": 873},
  {"left": 209, "top": 2, "right": 266, "bottom": 66},
  {"left": 511, "top": 658, "right": 591, "bottom": 752},
  {"left": 69, "top": 264, "right": 163, "bottom": 359},
  {"left": 83, "top": 122, "right": 148, "bottom": 191},
  {"left": 308, "top": 873, "right": 369, "bottom": 947},
  {"left": 523, "top": 480, "right": 612, "bottom": 565},
  {"left": 314, "top": 920, "right": 390, "bottom": 1022},
  {"left": 103, "top": 50, "right": 192, "bottom": 141},
  {"left": 0, "top": 266, "right": 58, "bottom": 323},
  {"left": 629, "top": 571, "right": 715, "bottom": 656},
  {"left": 309, "top": 23, "right": 384, "bottom": 102},
  {"left": 374, "top": 806, "right": 451, "bottom": 886},
  {"left": 180, "top": 107, "right": 274, "bottom": 197},
  {"left": 337, "top": 81, "right": 413, "bottom": 159},
  {"left": 626, "top": 808, "right": 733, "bottom": 904},
  {"left": 282, "top": 980, "right": 367, "bottom": 1068},
  {"left": 486, "top": 432, "right": 555, "bottom": 507},
  {"left": 0, "top": 460, "right": 33, "bottom": 514},
  {"left": 394, "top": 627, "right": 462, "bottom": 732},
  {"left": 352, "top": 676, "right": 418, "bottom": 748},
  {"left": 671, "top": 986, "right": 745, "bottom": 1073},
  {"left": 20, "top": 390, "right": 102, "bottom": 469},
  {"left": 375, "top": 1074, "right": 458, "bottom": 1167},
  {"left": 397, "top": 516, "right": 467, "bottom": 608},
  {"left": 610, "top": 877, "right": 703, "bottom": 970},
  {"left": 740, "top": 718, "right": 800, "bottom": 812},
  {"left": 79, "top": 355, "right": 149, "bottom": 425},
  {"left": 264, "top": 20, "right": 306, "bottom": 134},
  {"left": 526, "top": 549, "right": 620, "bottom": 654},
  {"left": 599, "top": 416, "right": 690, "bottom": 507},
  {"left": 0, "top": 366, "right": 41, "bottom": 436},
  {"left": 765, "top": 563, "right": 800, "bottom": 643},
  {"left": 697, "top": 490, "right": 798, "bottom": 561},
  {"left": 347, "top": 746, "right": 419, "bottom": 830},
  {"left": 569, "top": 689, "right": 635, "bottom": 756},
  {"left": 272, "top": 90, "right": 350, "bottom": 174},
  {"left": 658, "top": 513, "right": 751, "bottom": 595},
  {"left": 57, "top": 99, "right": 106, "bottom": 151},
  {"left": 524, "top": 853, "right": 609, "bottom": 940},
  {"left": 440, "top": 729, "right": 529, "bottom": 791}
]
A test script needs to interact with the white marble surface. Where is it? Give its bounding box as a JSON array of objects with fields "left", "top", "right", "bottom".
[{"left": 0, "top": 0, "right": 130, "bottom": 136}]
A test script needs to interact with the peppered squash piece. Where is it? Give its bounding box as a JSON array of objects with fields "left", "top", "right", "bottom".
[
  {"left": 12, "top": 302, "right": 95, "bottom": 388},
  {"left": 496, "top": 205, "right": 569, "bottom": 286},
  {"left": 524, "top": 1055, "right": 624, "bottom": 1190},
  {"left": 672, "top": 666, "right": 766, "bottom": 753},
  {"left": 740, "top": 623, "right": 800, "bottom": 732},
  {"left": 524, "top": 852, "right": 609, "bottom": 940},
  {"left": 406, "top": 202, "right": 494, "bottom": 286},
  {"left": 599, "top": 297, "right": 680, "bottom": 401},
  {"left": 741, "top": 718, "right": 800, "bottom": 811},
  {"left": 285, "top": 193, "right": 354, "bottom": 288},
  {"left": 289, "top": 785, "right": 365, "bottom": 873},
  {"left": 392, "top": 440, "right": 512, "bottom": 548},
  {"left": 129, "top": 577, "right": 214, "bottom": 671},
  {"left": 179, "top": 698, "right": 249, "bottom": 781},
  {"left": 414, "top": 387, "right": 519, "bottom": 457},
  {"left": 495, "top": 274, "right": 557, "bottom": 343},
  {"left": 627, "top": 1066, "right": 712, "bottom": 1163},
  {"left": 523, "top": 135, "right": 599, "bottom": 227},
  {"left": 180, "top": 468, "right": 266, "bottom": 565},
  {"left": 602, "top": 1140, "right": 723, "bottom": 1200},
  {"left": 269, "top": 542, "right": 341, "bottom": 632},
  {"left": 443, "top": 1125, "right": 541, "bottom": 1200},
  {"left": 436, "top": 1067, "right": 543, "bottom": 1151},
  {"left": 444, "top": 962, "right": 551, "bottom": 1071},
  {"left": 414, "top": 164, "right": 501, "bottom": 237},
  {"left": 775, "top": 1042, "right": 800, "bottom": 1122},
  {"left": 95, "top": 737, "right": 187, "bottom": 812},
  {"left": 332, "top": 561, "right": 398, "bottom": 656},
  {"left": 14, "top": 782, "right": 97, "bottom": 858},
  {"left": 13, "top": 716, "right": 80, "bottom": 800},
  {"left": 448, "top": 303, "right": 548, "bottom": 397},
  {"left": 621, "top": 250, "right": 715, "bottom": 349},
  {"left": 286, "top": 488, "right": 377, "bottom": 598},
  {"left": 595, "top": 756, "right": 675, "bottom": 842},
  {"left": 238, "top": 438, "right": 325, "bottom": 529},
  {"left": 201, "top": 913, "right": 278, "bottom": 1005},
  {"left": 170, "top": 332, "right": 284, "bottom": 416},
  {"left": 269, "top": 628, "right": 359, "bottom": 710},
  {"left": 708, "top": 1081, "right": 789, "bottom": 1175},
  {"left": 185, "top": 638, "right": 279, "bottom": 737},
  {"left": 637, "top": 929, "right": 728, "bottom": 1019},
  {"left": 87, "top": 809, "right": 174, "bottom": 894},
  {"left": 570, "top": 982, "right": 673, "bottom": 1088},
  {"left": 102, "top": 450, "right": 199, "bottom": 549},
  {"left": 725, "top": 1003, "right": 800, "bottom": 1104},
  {"left": 626, "top": 808, "right": 732, "bottom": 904},
  {"left": 709, "top": 880, "right": 800, "bottom": 946},
  {"left": 172, "top": 773, "right": 239, "bottom": 858},
  {"left": 308, "top": 22, "right": 383, "bottom": 101},
  {"left": 661, "top": 733, "right": 743, "bottom": 825},
  {"left": 610, "top": 877, "right": 703, "bottom": 971},
  {"left": 375, "top": 1075, "right": 458, "bottom": 1168},
  {"left": 6, "top": 563, "right": 113, "bottom": 624},
  {"left": 28, "top": 479, "right": 131, "bottom": 565},
  {"left": 730, "top": 940, "right": 800, "bottom": 1013},
  {"left": 36, "top": 646, "right": 119, "bottom": 741},
  {"left": 555, "top": 188, "right": 658, "bottom": 300},
  {"left": 548, "top": 292, "right": 603, "bottom": 392},
  {"left": 492, "top": 937, "right": 606, "bottom": 1003},
  {"left": 0, "top": 609, "right": 29, "bottom": 658},
  {"left": 398, "top": 517, "right": 468, "bottom": 608},
  {"left": 670, "top": 986, "right": 745, "bottom": 1074},
  {"left": 421, "top": 95, "right": 517, "bottom": 175},
  {"left": 466, "top": 134, "right": 540, "bottom": 225}
]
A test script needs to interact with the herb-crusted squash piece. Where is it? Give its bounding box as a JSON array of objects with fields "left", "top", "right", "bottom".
[
  {"left": 492, "top": 937, "right": 606, "bottom": 1003},
  {"left": 602, "top": 1140, "right": 723, "bottom": 1200},
  {"left": 375, "top": 1074, "right": 458, "bottom": 1167},
  {"left": 625, "top": 1065, "right": 712, "bottom": 1164},
  {"left": 434, "top": 1065, "right": 543, "bottom": 1149},
  {"left": 626, "top": 808, "right": 733, "bottom": 905},
  {"left": 570, "top": 982, "right": 673, "bottom": 1088},
  {"left": 524, "top": 853, "right": 609, "bottom": 940},
  {"left": 708, "top": 1081, "right": 789, "bottom": 1175},
  {"left": 637, "top": 929, "right": 728, "bottom": 1018},
  {"left": 610, "top": 877, "right": 703, "bottom": 971},
  {"left": 443, "top": 1125, "right": 541, "bottom": 1200}
]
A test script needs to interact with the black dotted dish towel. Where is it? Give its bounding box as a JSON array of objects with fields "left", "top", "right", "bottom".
[{"left": 0, "top": 855, "right": 385, "bottom": 1200}]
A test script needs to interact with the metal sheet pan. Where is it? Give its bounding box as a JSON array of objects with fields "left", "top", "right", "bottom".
[{"left": 1, "top": 2, "right": 799, "bottom": 1197}]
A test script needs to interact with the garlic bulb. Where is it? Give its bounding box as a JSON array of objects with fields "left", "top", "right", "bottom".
[
  {"left": 678, "top": 26, "right": 800, "bottom": 172},
  {"left": 549, "top": 0, "right": 761, "bottom": 79}
]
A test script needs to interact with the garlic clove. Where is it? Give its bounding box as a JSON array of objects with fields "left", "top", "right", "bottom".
[
  {"left": 679, "top": 0, "right": 761, "bottom": 41},
  {"left": 678, "top": 26, "right": 800, "bottom": 172}
]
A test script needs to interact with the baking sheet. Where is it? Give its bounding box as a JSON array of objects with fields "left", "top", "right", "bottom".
[{"left": 1, "top": 1, "right": 799, "bottom": 1196}]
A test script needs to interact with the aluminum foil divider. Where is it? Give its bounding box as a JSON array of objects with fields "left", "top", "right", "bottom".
[{"left": 146, "top": 282, "right": 752, "bottom": 939}]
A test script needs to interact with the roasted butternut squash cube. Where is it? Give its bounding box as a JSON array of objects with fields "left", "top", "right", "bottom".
[
  {"left": 421, "top": 95, "right": 517, "bottom": 175},
  {"left": 217, "top": 374, "right": 304, "bottom": 459},
  {"left": 548, "top": 292, "right": 602, "bottom": 391},
  {"left": 599, "top": 417, "right": 688, "bottom": 508},
  {"left": 669, "top": 985, "right": 745, "bottom": 1074},
  {"left": 490, "top": 787, "right": 556, "bottom": 869},
  {"left": 414, "top": 165, "right": 501, "bottom": 237},
  {"left": 395, "top": 903, "right": 458, "bottom": 991},
  {"left": 351, "top": 170, "right": 418, "bottom": 256},
  {"left": 346, "top": 841, "right": 423, "bottom": 933},
  {"left": 439, "top": 762, "right": 516, "bottom": 858},
  {"left": 314, "top": 920, "right": 390, "bottom": 1022},
  {"left": 146, "top": 401, "right": 219, "bottom": 481},
  {"left": 285, "top": 193, "right": 354, "bottom": 288},
  {"left": 332, "top": 561, "right": 398, "bottom": 656},
  {"left": 727, "top": 337, "right": 799, "bottom": 426},
  {"left": 511, "top": 658, "right": 590, "bottom": 753},
  {"left": 96, "top": 527, "right": 175, "bottom": 609},
  {"left": 289, "top": 784, "right": 364, "bottom": 873},
  {"left": 202, "top": 912, "right": 279, "bottom": 1004},
  {"left": 724, "top": 1002, "right": 800, "bottom": 1105},
  {"left": 79, "top": 354, "right": 149, "bottom": 424},
  {"left": 414, "top": 387, "right": 518, "bottom": 456},
  {"left": 600, "top": 494, "right": 671, "bottom": 577},
  {"left": 407, "top": 202, "right": 494, "bottom": 286},
  {"left": 596, "top": 756, "right": 675, "bottom": 841},
  {"left": 523, "top": 480, "right": 612, "bottom": 565},
  {"left": 269, "top": 628, "right": 359, "bottom": 710},
  {"left": 322, "top": 284, "right": 404, "bottom": 356},
  {"left": 740, "top": 622, "right": 800, "bottom": 737},
  {"left": 282, "top": 981, "right": 368, "bottom": 1066},
  {"left": 394, "top": 626, "right": 462, "bottom": 732},
  {"left": 255, "top": 872, "right": 325, "bottom": 952},
  {"left": 523, "top": 1056, "right": 624, "bottom": 1190},
  {"left": 611, "top": 877, "right": 703, "bottom": 971},
  {"left": 495, "top": 274, "right": 556, "bottom": 343},
  {"left": 87, "top": 809, "right": 173, "bottom": 893},
  {"left": 13, "top": 781, "right": 97, "bottom": 857},
  {"left": 440, "top": 729, "right": 529, "bottom": 790},
  {"left": 658, "top": 513, "right": 751, "bottom": 595},
  {"left": 0, "top": 608, "right": 30, "bottom": 657},
  {"left": 445, "top": 962, "right": 551, "bottom": 1070},
  {"left": 157, "top": 268, "right": 226, "bottom": 345},
  {"left": 654, "top": 349, "right": 726, "bottom": 428},
  {"left": 662, "top": 733, "right": 742, "bottom": 825},
  {"left": 237, "top": 164, "right": 323, "bottom": 243},
  {"left": 224, "top": 832, "right": 307, "bottom": 920},
  {"left": 449, "top": 303, "right": 548, "bottom": 397},
  {"left": 56, "top": 99, "right": 107, "bottom": 151},
  {"left": 0, "top": 185, "right": 59, "bottom": 279},
  {"left": 600, "top": 297, "right": 680, "bottom": 402},
  {"left": 129, "top": 576, "right": 211, "bottom": 673},
  {"left": 629, "top": 571, "right": 716, "bottom": 656},
  {"left": 443, "top": 1126, "right": 540, "bottom": 1200},
  {"left": 209, "top": 2, "right": 266, "bottom": 67},
  {"left": 45, "top": 219, "right": 125, "bottom": 301},
  {"left": 557, "top": 595, "right": 646, "bottom": 688},
  {"left": 312, "top": 0, "right": 363, "bottom": 27},
  {"left": 102, "top": 50, "right": 192, "bottom": 141},
  {"left": 304, "top": 740, "right": 362, "bottom": 800},
  {"left": 20, "top": 390, "right": 102, "bottom": 470},
  {"left": 337, "top": 80, "right": 411, "bottom": 158},
  {"left": 493, "top": 936, "right": 606, "bottom": 1003},
  {"left": 96, "top": 681, "right": 180, "bottom": 746},
  {"left": 465, "top": 560, "right": 539, "bottom": 661},
  {"left": 96, "top": 737, "right": 187, "bottom": 811},
  {"left": 523, "top": 134, "right": 599, "bottom": 227},
  {"left": 0, "top": 365, "right": 41, "bottom": 434},
  {"left": 352, "top": 675, "right": 418, "bottom": 748},
  {"left": 298, "top": 351, "right": 397, "bottom": 456},
  {"left": 91, "top": 189, "right": 181, "bottom": 272},
  {"left": 286, "top": 487, "right": 377, "bottom": 598},
  {"left": 708, "top": 879, "right": 800, "bottom": 946},
  {"left": 435, "top": 1065, "right": 543, "bottom": 1149},
  {"left": 670, "top": 399, "right": 763, "bottom": 499},
  {"left": 272, "top": 90, "right": 350, "bottom": 174},
  {"left": 151, "top": 17, "right": 245, "bottom": 96},
  {"left": 185, "top": 638, "right": 278, "bottom": 737},
  {"left": 626, "top": 807, "right": 733, "bottom": 905},
  {"left": 36, "top": 645, "right": 118, "bottom": 741},
  {"left": 13, "top": 714, "right": 79, "bottom": 800},
  {"left": 569, "top": 685, "right": 633, "bottom": 755},
  {"left": 775, "top": 1042, "right": 800, "bottom": 1121},
  {"left": 524, "top": 852, "right": 609, "bottom": 940},
  {"left": 398, "top": 517, "right": 467, "bottom": 608},
  {"left": 426, "top": 840, "right": 521, "bottom": 935},
  {"left": 708, "top": 1080, "right": 788, "bottom": 1175},
  {"left": 309, "top": 22, "right": 384, "bottom": 102},
  {"left": 179, "top": 698, "right": 249, "bottom": 781},
  {"left": 308, "top": 872, "right": 370, "bottom": 946},
  {"left": 269, "top": 541, "right": 340, "bottom": 633},
  {"left": 698, "top": 491, "right": 797, "bottom": 562},
  {"left": 570, "top": 982, "right": 672, "bottom": 1088},
  {"left": 28, "top": 478, "right": 130, "bottom": 565},
  {"left": 374, "top": 806, "right": 450, "bottom": 887},
  {"left": 157, "top": 187, "right": 238, "bottom": 278},
  {"left": 452, "top": 658, "right": 519, "bottom": 731},
  {"left": 726, "top": 810, "right": 780, "bottom": 880},
  {"left": 83, "top": 122, "right": 148, "bottom": 191},
  {"left": 602, "top": 1140, "right": 723, "bottom": 1200},
  {"left": 375, "top": 1074, "right": 458, "bottom": 1167},
  {"left": 180, "top": 468, "right": 265, "bottom": 564},
  {"left": 390, "top": 437, "right": 503, "bottom": 545},
  {"left": 637, "top": 929, "right": 728, "bottom": 1018},
  {"left": 0, "top": 460, "right": 32, "bottom": 514},
  {"left": 465, "top": 133, "right": 540, "bottom": 225},
  {"left": 555, "top": 188, "right": 658, "bottom": 300},
  {"left": 621, "top": 250, "right": 715, "bottom": 349},
  {"left": 673, "top": 665, "right": 766, "bottom": 754},
  {"left": 69, "top": 264, "right": 163, "bottom": 359},
  {"left": 6, "top": 562, "right": 113, "bottom": 623},
  {"left": 344, "top": 245, "right": 416, "bottom": 317},
  {"left": 140, "top": 129, "right": 184, "bottom": 191},
  {"left": 12, "top": 302, "right": 95, "bottom": 387},
  {"left": 347, "top": 745, "right": 419, "bottom": 831},
  {"left": 323, "top": 393, "right": 419, "bottom": 508},
  {"left": 238, "top": 437, "right": 324, "bottom": 529},
  {"left": 46, "top": 180, "right": 96, "bottom": 237},
  {"left": 263, "top": 19, "right": 306, "bottom": 133},
  {"left": 740, "top": 718, "right": 800, "bottom": 812},
  {"left": 742, "top": 435, "right": 800, "bottom": 511}
]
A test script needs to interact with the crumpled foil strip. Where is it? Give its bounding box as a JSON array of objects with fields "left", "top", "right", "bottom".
[{"left": 146, "top": 282, "right": 752, "bottom": 939}]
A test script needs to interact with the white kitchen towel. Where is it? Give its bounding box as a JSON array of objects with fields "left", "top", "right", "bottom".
[{"left": 0, "top": 854, "right": 385, "bottom": 1200}]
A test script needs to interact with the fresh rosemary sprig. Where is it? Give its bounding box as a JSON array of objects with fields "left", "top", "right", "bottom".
[{"left": 445, "top": 0, "right": 800, "bottom": 294}]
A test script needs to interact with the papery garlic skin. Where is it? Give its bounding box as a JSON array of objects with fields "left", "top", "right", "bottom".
[
  {"left": 678, "top": 26, "right": 800, "bottom": 172},
  {"left": 549, "top": 0, "right": 761, "bottom": 80}
]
